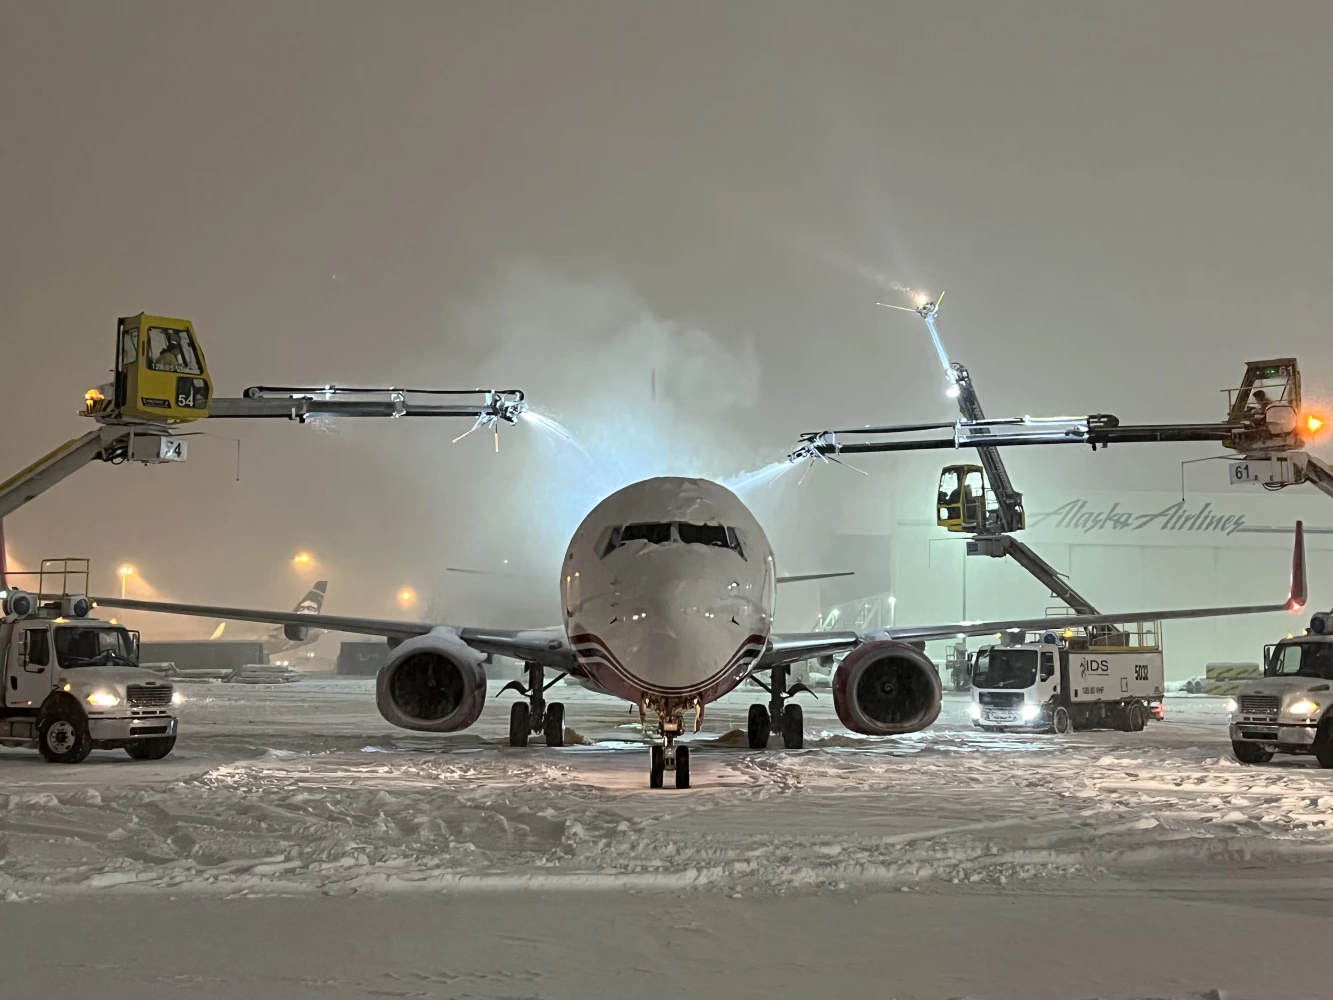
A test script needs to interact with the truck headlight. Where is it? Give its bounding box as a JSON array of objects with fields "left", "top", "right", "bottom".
[
  {"left": 1288, "top": 698, "right": 1320, "bottom": 717},
  {"left": 968, "top": 703, "right": 981, "bottom": 719},
  {"left": 172, "top": 690, "right": 185, "bottom": 705},
  {"left": 1224, "top": 698, "right": 1238, "bottom": 713},
  {"left": 1020, "top": 704, "right": 1041, "bottom": 721},
  {"left": 86, "top": 690, "right": 120, "bottom": 708}
]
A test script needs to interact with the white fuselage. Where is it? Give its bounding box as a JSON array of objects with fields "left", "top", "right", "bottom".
[{"left": 562, "top": 477, "right": 777, "bottom": 709}]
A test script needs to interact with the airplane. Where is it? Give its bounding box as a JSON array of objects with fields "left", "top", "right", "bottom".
[
  {"left": 209, "top": 581, "right": 330, "bottom": 655},
  {"left": 96, "top": 477, "right": 1309, "bottom": 789}
]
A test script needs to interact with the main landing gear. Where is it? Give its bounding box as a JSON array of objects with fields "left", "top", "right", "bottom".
[
  {"left": 746, "top": 663, "right": 814, "bottom": 750},
  {"left": 500, "top": 661, "right": 568, "bottom": 748}
]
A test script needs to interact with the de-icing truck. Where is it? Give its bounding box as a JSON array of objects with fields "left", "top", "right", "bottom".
[
  {"left": 1, "top": 559, "right": 180, "bottom": 763},
  {"left": 969, "top": 621, "right": 1165, "bottom": 734},
  {"left": 1227, "top": 609, "right": 1333, "bottom": 766}
]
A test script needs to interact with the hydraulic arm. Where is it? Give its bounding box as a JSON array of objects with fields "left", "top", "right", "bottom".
[{"left": 0, "top": 313, "right": 530, "bottom": 521}]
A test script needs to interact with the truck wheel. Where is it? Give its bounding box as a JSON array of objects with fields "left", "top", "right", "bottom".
[
  {"left": 38, "top": 704, "right": 93, "bottom": 764},
  {"left": 1314, "top": 720, "right": 1333, "bottom": 768},
  {"left": 1232, "top": 740, "right": 1273, "bottom": 765},
  {"left": 1127, "top": 701, "right": 1147, "bottom": 732},
  {"left": 1052, "top": 707, "right": 1072, "bottom": 735},
  {"left": 126, "top": 735, "right": 176, "bottom": 760}
]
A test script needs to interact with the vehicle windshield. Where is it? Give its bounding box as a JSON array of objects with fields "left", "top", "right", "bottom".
[
  {"left": 145, "top": 326, "right": 203, "bottom": 374},
  {"left": 54, "top": 627, "right": 138, "bottom": 668},
  {"left": 1266, "top": 641, "right": 1333, "bottom": 680},
  {"left": 971, "top": 648, "right": 1038, "bottom": 690}
]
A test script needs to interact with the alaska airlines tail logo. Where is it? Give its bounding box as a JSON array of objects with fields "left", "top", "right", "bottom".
[{"left": 296, "top": 581, "right": 328, "bottom": 615}]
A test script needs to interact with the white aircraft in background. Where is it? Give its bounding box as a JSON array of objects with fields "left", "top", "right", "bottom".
[
  {"left": 210, "top": 581, "right": 330, "bottom": 656},
  {"left": 99, "top": 477, "right": 1308, "bottom": 789}
]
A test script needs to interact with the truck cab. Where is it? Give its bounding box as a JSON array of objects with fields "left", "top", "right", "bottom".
[
  {"left": 1, "top": 560, "right": 179, "bottom": 763},
  {"left": 1228, "top": 611, "right": 1333, "bottom": 766},
  {"left": 969, "top": 622, "right": 1165, "bottom": 734}
]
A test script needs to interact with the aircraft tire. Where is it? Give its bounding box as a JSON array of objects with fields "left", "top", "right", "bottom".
[
  {"left": 509, "top": 702, "right": 530, "bottom": 747},
  {"left": 747, "top": 704, "right": 770, "bottom": 749},
  {"left": 781, "top": 703, "right": 804, "bottom": 749},
  {"left": 674, "top": 745, "right": 690, "bottom": 789},
  {"left": 544, "top": 702, "right": 565, "bottom": 747},
  {"left": 650, "top": 745, "right": 665, "bottom": 788}
]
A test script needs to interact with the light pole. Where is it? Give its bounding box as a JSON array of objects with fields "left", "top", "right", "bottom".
[
  {"left": 888, "top": 594, "right": 897, "bottom": 628},
  {"left": 118, "top": 564, "right": 135, "bottom": 599}
]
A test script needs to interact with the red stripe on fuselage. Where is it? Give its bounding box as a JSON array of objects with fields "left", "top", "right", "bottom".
[{"left": 569, "top": 630, "right": 766, "bottom": 704}]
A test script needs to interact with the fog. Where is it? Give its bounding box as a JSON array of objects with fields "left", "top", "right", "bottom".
[{"left": 1, "top": 1, "right": 1329, "bottom": 634}]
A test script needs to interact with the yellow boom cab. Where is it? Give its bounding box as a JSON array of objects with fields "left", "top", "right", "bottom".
[
  {"left": 937, "top": 464, "right": 997, "bottom": 533},
  {"left": 111, "top": 314, "right": 212, "bottom": 423}
]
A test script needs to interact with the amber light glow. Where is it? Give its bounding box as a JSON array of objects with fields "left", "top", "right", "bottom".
[{"left": 398, "top": 588, "right": 416, "bottom": 606}]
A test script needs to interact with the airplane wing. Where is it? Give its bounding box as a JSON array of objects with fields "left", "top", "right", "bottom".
[
  {"left": 776, "top": 571, "right": 854, "bottom": 585},
  {"left": 98, "top": 522, "right": 1306, "bottom": 677},
  {"left": 759, "top": 520, "right": 1309, "bottom": 668},
  {"left": 96, "top": 597, "right": 434, "bottom": 640},
  {"left": 91, "top": 596, "right": 578, "bottom": 669}
]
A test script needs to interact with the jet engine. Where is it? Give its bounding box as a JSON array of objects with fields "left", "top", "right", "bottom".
[
  {"left": 833, "top": 640, "right": 942, "bottom": 735},
  {"left": 283, "top": 623, "right": 309, "bottom": 642},
  {"left": 375, "top": 629, "right": 487, "bottom": 732}
]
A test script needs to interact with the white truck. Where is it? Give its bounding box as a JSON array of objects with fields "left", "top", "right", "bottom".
[
  {"left": 1, "top": 567, "right": 180, "bottom": 763},
  {"left": 1227, "top": 610, "right": 1333, "bottom": 766},
  {"left": 969, "top": 622, "right": 1165, "bottom": 734}
]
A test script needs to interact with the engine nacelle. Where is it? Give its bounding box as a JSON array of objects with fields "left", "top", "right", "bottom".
[
  {"left": 375, "top": 629, "right": 487, "bottom": 733},
  {"left": 283, "top": 623, "right": 309, "bottom": 642},
  {"left": 833, "top": 640, "right": 942, "bottom": 736}
]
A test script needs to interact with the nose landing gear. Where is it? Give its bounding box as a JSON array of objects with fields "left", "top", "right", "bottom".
[
  {"left": 746, "top": 663, "right": 815, "bottom": 749},
  {"left": 500, "top": 661, "right": 568, "bottom": 748},
  {"left": 646, "top": 701, "right": 691, "bottom": 789}
]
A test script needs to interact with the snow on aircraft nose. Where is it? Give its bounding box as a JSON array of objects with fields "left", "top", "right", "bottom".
[{"left": 598, "top": 550, "right": 767, "bottom": 699}]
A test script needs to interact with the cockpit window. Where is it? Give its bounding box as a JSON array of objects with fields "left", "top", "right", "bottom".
[
  {"left": 621, "top": 522, "right": 674, "bottom": 545},
  {"left": 677, "top": 523, "right": 728, "bottom": 548},
  {"left": 725, "top": 527, "right": 745, "bottom": 559},
  {"left": 602, "top": 522, "right": 747, "bottom": 558}
]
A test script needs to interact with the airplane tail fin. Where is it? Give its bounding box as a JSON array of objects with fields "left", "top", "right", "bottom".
[
  {"left": 1289, "top": 521, "right": 1308, "bottom": 611},
  {"left": 295, "top": 581, "right": 328, "bottom": 614}
]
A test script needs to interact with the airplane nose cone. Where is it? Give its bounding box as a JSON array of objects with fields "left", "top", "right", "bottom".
[
  {"left": 612, "top": 613, "right": 756, "bottom": 699},
  {"left": 605, "top": 559, "right": 765, "bottom": 698}
]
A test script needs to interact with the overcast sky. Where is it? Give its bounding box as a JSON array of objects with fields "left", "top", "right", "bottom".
[{"left": 1, "top": 0, "right": 1329, "bottom": 628}]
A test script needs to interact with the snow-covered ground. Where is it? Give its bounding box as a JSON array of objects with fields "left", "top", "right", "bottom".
[{"left": 4, "top": 680, "right": 1332, "bottom": 999}]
